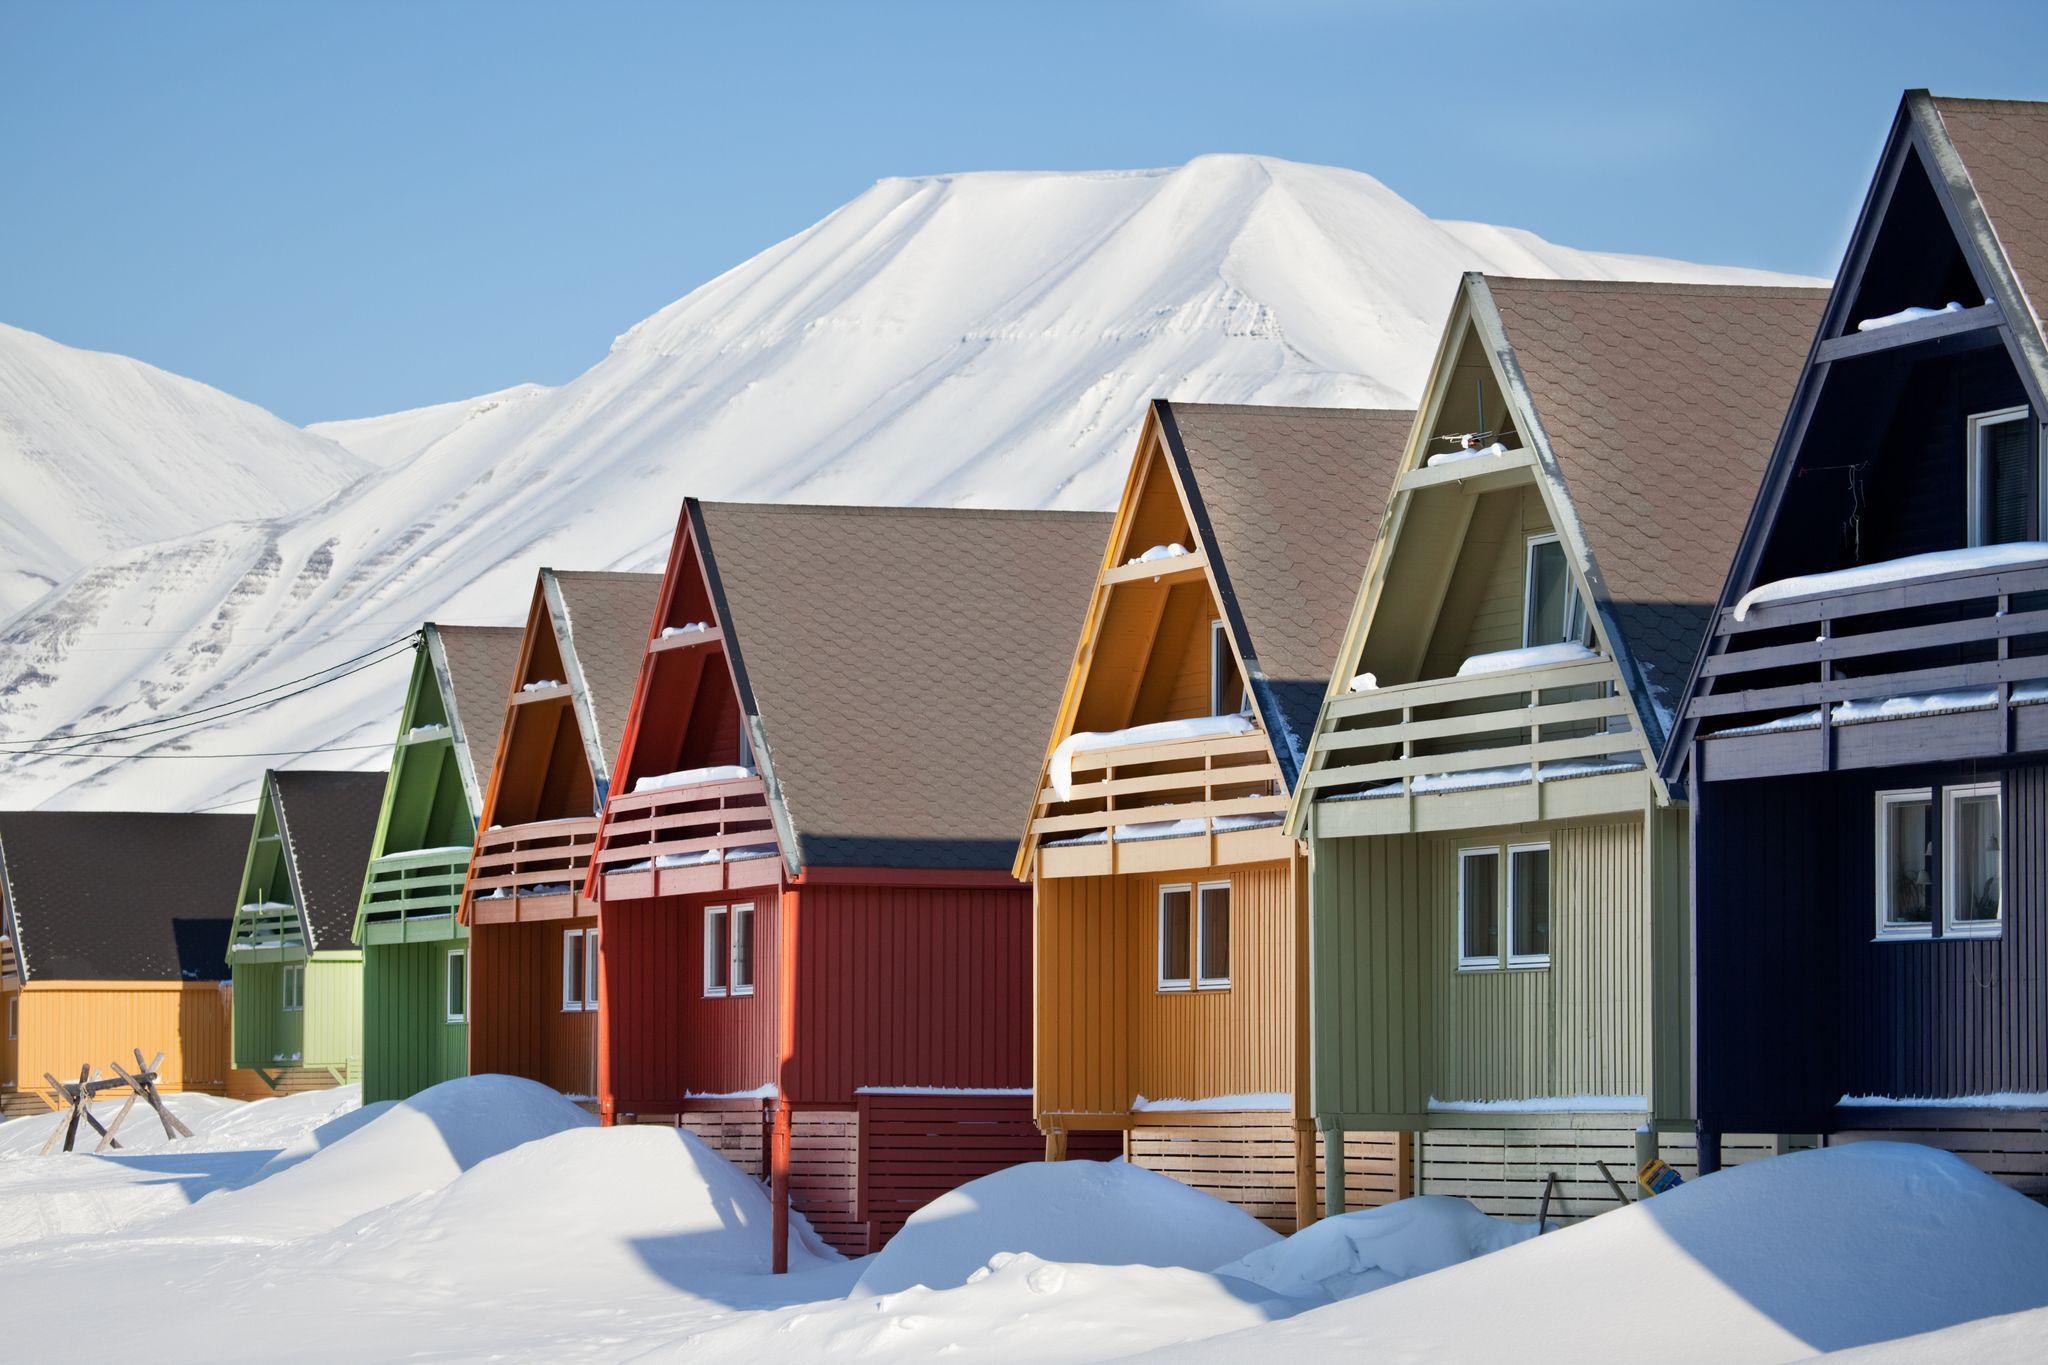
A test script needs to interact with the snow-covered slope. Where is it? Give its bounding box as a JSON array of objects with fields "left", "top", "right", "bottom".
[
  {"left": 0, "top": 154, "right": 1817, "bottom": 811},
  {"left": 0, "top": 321, "right": 370, "bottom": 620}
]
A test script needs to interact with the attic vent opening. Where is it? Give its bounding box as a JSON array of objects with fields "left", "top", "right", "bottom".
[{"left": 1428, "top": 339, "right": 1520, "bottom": 461}]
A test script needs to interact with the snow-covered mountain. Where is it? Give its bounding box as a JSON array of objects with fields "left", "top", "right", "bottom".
[
  {"left": 0, "top": 154, "right": 1817, "bottom": 811},
  {"left": 0, "top": 322, "right": 371, "bottom": 620}
]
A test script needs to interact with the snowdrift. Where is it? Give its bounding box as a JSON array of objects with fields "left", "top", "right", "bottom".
[
  {"left": 324, "top": 1124, "right": 839, "bottom": 1289},
  {"left": 658, "top": 1252, "right": 1288, "bottom": 1364},
  {"left": 1214, "top": 1193, "right": 1537, "bottom": 1303},
  {"left": 852, "top": 1158, "right": 1278, "bottom": 1296},
  {"left": 160, "top": 1075, "right": 591, "bottom": 1241},
  {"left": 1152, "top": 1142, "right": 2048, "bottom": 1363}
]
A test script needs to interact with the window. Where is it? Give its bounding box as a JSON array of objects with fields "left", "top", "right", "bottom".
[
  {"left": 1944, "top": 784, "right": 2002, "bottom": 937},
  {"left": 705, "top": 904, "right": 757, "bottom": 998},
  {"left": 1158, "top": 885, "right": 1193, "bottom": 989},
  {"left": 1458, "top": 849, "right": 1500, "bottom": 968},
  {"left": 6, "top": 995, "right": 16, "bottom": 1041},
  {"left": 1210, "top": 621, "right": 1248, "bottom": 716},
  {"left": 1508, "top": 845, "right": 1552, "bottom": 967},
  {"left": 1197, "top": 883, "right": 1231, "bottom": 987},
  {"left": 282, "top": 963, "right": 304, "bottom": 1012},
  {"left": 1967, "top": 408, "right": 2033, "bottom": 547},
  {"left": 585, "top": 925, "right": 600, "bottom": 1009},
  {"left": 445, "top": 949, "right": 467, "bottom": 1024},
  {"left": 736, "top": 715, "right": 754, "bottom": 770},
  {"left": 563, "top": 928, "right": 588, "bottom": 1011},
  {"left": 1875, "top": 789, "right": 1936, "bottom": 939},
  {"left": 1524, "top": 535, "right": 1589, "bottom": 647}
]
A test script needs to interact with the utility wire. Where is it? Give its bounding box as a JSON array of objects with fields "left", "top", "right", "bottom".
[
  {"left": 0, "top": 742, "right": 393, "bottom": 761},
  {"left": 0, "top": 634, "right": 417, "bottom": 754}
]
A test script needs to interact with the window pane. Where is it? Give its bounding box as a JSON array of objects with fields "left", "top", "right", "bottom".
[
  {"left": 1527, "top": 541, "right": 1571, "bottom": 645},
  {"left": 1883, "top": 797, "right": 1934, "bottom": 926},
  {"left": 732, "top": 906, "right": 754, "bottom": 992},
  {"left": 1985, "top": 419, "right": 2033, "bottom": 545},
  {"left": 564, "top": 932, "right": 584, "bottom": 1007},
  {"left": 447, "top": 951, "right": 466, "bottom": 1020},
  {"left": 1210, "top": 624, "right": 1244, "bottom": 716},
  {"left": 1159, "top": 888, "right": 1192, "bottom": 985},
  {"left": 1951, "top": 792, "right": 2002, "bottom": 924},
  {"left": 585, "top": 927, "right": 600, "bottom": 1008},
  {"left": 1460, "top": 853, "right": 1499, "bottom": 962},
  {"left": 1198, "top": 885, "right": 1231, "bottom": 984},
  {"left": 1511, "top": 848, "right": 1551, "bottom": 960}
]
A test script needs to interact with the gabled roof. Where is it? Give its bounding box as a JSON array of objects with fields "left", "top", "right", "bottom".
[
  {"left": 267, "top": 770, "right": 387, "bottom": 951},
  {"left": 428, "top": 622, "right": 524, "bottom": 809},
  {"left": 691, "top": 501, "right": 1111, "bottom": 872},
  {"left": 546, "top": 570, "right": 664, "bottom": 794},
  {"left": 1482, "top": 276, "right": 1826, "bottom": 732},
  {"left": 0, "top": 811, "right": 250, "bottom": 982},
  {"left": 1661, "top": 92, "right": 2048, "bottom": 775},
  {"left": 1159, "top": 402, "right": 1417, "bottom": 775}
]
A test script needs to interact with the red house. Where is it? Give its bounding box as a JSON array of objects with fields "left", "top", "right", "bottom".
[
  {"left": 459, "top": 568, "right": 662, "bottom": 1104},
  {"left": 589, "top": 500, "right": 1109, "bottom": 1265}
]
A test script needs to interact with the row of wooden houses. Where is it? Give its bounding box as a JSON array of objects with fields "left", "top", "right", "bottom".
[{"left": 5, "top": 91, "right": 2044, "bottom": 1254}]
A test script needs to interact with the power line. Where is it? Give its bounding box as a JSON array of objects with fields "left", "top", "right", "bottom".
[
  {"left": 0, "top": 742, "right": 393, "bottom": 761},
  {"left": 0, "top": 634, "right": 417, "bottom": 754}
]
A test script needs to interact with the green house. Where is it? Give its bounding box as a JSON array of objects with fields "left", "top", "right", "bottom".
[
  {"left": 354, "top": 623, "right": 522, "bottom": 1102},
  {"left": 227, "top": 768, "right": 386, "bottom": 1087}
]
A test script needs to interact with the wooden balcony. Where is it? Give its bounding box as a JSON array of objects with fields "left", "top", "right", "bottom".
[
  {"left": 1030, "top": 730, "right": 1288, "bottom": 877},
  {"left": 467, "top": 816, "right": 600, "bottom": 923},
  {"left": 1689, "top": 556, "right": 2048, "bottom": 781},
  {"left": 1306, "top": 657, "right": 1649, "bottom": 838},
  {"left": 360, "top": 846, "right": 470, "bottom": 945},
  {"left": 228, "top": 899, "right": 306, "bottom": 963},
  {"left": 593, "top": 775, "right": 780, "bottom": 899}
]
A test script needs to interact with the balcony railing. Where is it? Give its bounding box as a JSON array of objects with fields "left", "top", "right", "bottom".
[
  {"left": 1306, "top": 657, "right": 1646, "bottom": 833},
  {"left": 466, "top": 815, "right": 600, "bottom": 922},
  {"left": 594, "top": 775, "right": 779, "bottom": 898},
  {"left": 1029, "top": 730, "right": 1287, "bottom": 875},
  {"left": 360, "top": 845, "right": 471, "bottom": 944},
  {"left": 1689, "top": 555, "right": 2048, "bottom": 780}
]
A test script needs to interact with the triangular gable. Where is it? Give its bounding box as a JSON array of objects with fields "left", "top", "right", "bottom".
[
  {"left": 476, "top": 574, "right": 609, "bottom": 833},
  {"left": 230, "top": 773, "right": 307, "bottom": 956},
  {"left": 1289, "top": 273, "right": 1822, "bottom": 828},
  {"left": 1662, "top": 91, "right": 2048, "bottom": 773},
  {"left": 0, "top": 840, "right": 24, "bottom": 984}
]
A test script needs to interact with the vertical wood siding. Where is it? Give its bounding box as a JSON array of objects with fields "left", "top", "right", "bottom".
[
  {"left": 230, "top": 961, "right": 303, "bottom": 1068},
  {"left": 302, "top": 955, "right": 364, "bottom": 1073},
  {"left": 10, "top": 983, "right": 233, "bottom": 1101},
  {"left": 469, "top": 919, "right": 597, "bottom": 1097},
  {"left": 362, "top": 941, "right": 468, "bottom": 1102},
  {"left": 602, "top": 889, "right": 779, "bottom": 1113},
  {"left": 1316, "top": 816, "right": 1667, "bottom": 1121},
  {"left": 787, "top": 882, "right": 1031, "bottom": 1103},
  {"left": 1035, "top": 874, "right": 1136, "bottom": 1118}
]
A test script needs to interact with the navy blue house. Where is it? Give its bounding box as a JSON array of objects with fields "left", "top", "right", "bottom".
[{"left": 1663, "top": 91, "right": 2048, "bottom": 1195}]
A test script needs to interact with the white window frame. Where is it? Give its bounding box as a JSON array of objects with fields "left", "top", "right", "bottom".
[
  {"left": 730, "top": 903, "right": 756, "bottom": 997},
  {"left": 562, "top": 928, "right": 587, "bottom": 1011},
  {"left": 1209, "top": 621, "right": 1250, "bottom": 717},
  {"left": 1942, "top": 782, "right": 2003, "bottom": 939},
  {"left": 444, "top": 948, "right": 467, "bottom": 1024},
  {"left": 1457, "top": 847, "right": 1502, "bottom": 970},
  {"left": 6, "top": 994, "right": 17, "bottom": 1040},
  {"left": 1874, "top": 788, "right": 1937, "bottom": 941},
  {"left": 1965, "top": 406, "right": 2032, "bottom": 547},
  {"left": 584, "top": 924, "right": 600, "bottom": 1010},
  {"left": 1523, "top": 533, "right": 1589, "bottom": 648},
  {"left": 704, "top": 905, "right": 730, "bottom": 998},
  {"left": 1195, "top": 880, "right": 1232, "bottom": 989},
  {"left": 282, "top": 962, "right": 305, "bottom": 1012},
  {"left": 1506, "top": 842, "right": 1553, "bottom": 969},
  {"left": 1157, "top": 883, "right": 1194, "bottom": 992}
]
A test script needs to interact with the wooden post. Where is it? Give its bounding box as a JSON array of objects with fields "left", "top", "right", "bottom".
[
  {"left": 1395, "top": 1129, "right": 1415, "bottom": 1200},
  {"left": 63, "top": 1065, "right": 89, "bottom": 1153},
  {"left": 770, "top": 1098, "right": 792, "bottom": 1275},
  {"left": 1696, "top": 1122, "right": 1722, "bottom": 1176},
  {"left": 1043, "top": 1125, "right": 1068, "bottom": 1162},
  {"left": 1292, "top": 1119, "right": 1317, "bottom": 1230},
  {"left": 1323, "top": 1127, "right": 1346, "bottom": 1217}
]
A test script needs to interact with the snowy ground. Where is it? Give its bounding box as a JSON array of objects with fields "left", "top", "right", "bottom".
[{"left": 1, "top": 1078, "right": 2044, "bottom": 1362}]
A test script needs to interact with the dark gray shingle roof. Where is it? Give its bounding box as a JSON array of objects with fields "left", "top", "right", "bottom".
[{"left": 270, "top": 770, "right": 386, "bottom": 951}]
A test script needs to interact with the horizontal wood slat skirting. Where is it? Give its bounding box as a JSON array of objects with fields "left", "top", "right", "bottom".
[
  {"left": 1128, "top": 1116, "right": 1405, "bottom": 1232},
  {"left": 1831, "top": 1112, "right": 2048, "bottom": 1201},
  {"left": 1417, "top": 1125, "right": 1808, "bottom": 1221},
  {"left": 791, "top": 1110, "right": 864, "bottom": 1255}
]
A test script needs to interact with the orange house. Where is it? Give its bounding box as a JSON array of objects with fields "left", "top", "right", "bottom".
[
  {"left": 1, "top": 811, "right": 250, "bottom": 1116},
  {"left": 458, "top": 569, "right": 663, "bottom": 1103},
  {"left": 1020, "top": 400, "right": 1415, "bottom": 1230}
]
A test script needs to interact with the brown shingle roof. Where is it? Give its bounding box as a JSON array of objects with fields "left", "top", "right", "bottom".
[
  {"left": 695, "top": 502, "right": 1112, "bottom": 871},
  {"left": 0, "top": 811, "right": 250, "bottom": 981},
  {"left": 1486, "top": 277, "right": 1828, "bottom": 729},
  {"left": 548, "top": 571, "right": 662, "bottom": 788},
  {"left": 1160, "top": 402, "right": 1415, "bottom": 773},
  {"left": 1933, "top": 96, "right": 2048, "bottom": 331},
  {"left": 431, "top": 623, "right": 524, "bottom": 805},
  {"left": 270, "top": 770, "right": 387, "bottom": 951}
]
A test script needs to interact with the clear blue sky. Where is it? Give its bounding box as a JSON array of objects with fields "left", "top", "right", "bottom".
[{"left": 5, "top": 0, "right": 2046, "bottom": 425}]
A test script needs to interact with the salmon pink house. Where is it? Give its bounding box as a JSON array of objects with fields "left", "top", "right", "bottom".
[{"left": 588, "top": 500, "right": 1108, "bottom": 1267}]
